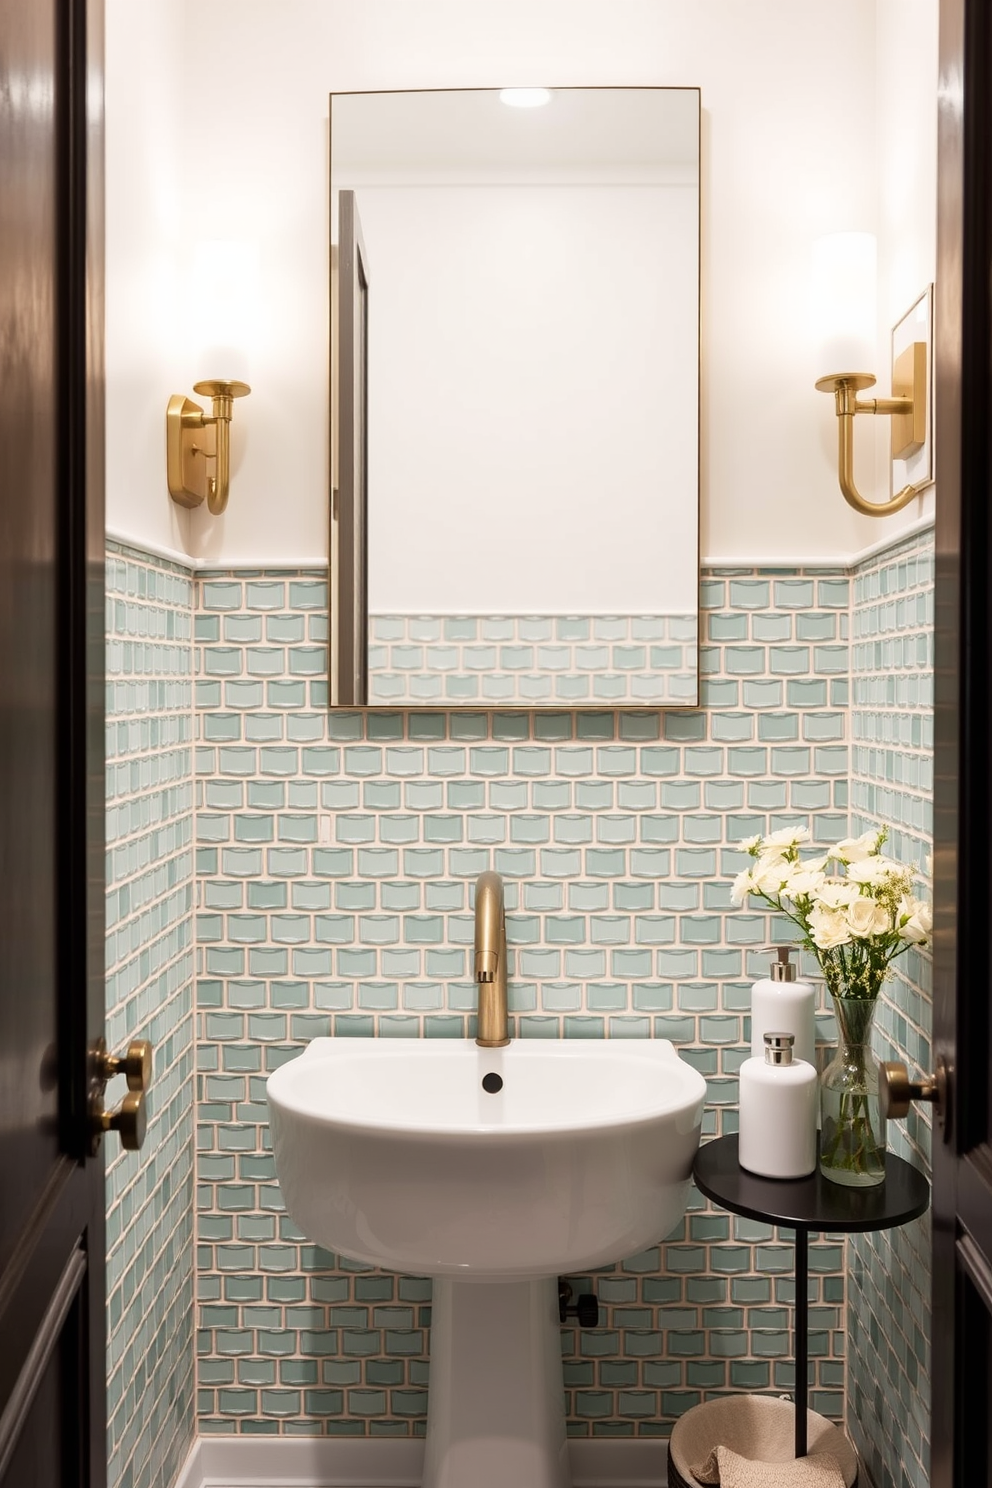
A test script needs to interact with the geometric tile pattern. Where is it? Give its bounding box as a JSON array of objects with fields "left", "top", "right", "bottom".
[
  {"left": 192, "top": 566, "right": 853, "bottom": 1438},
  {"left": 367, "top": 612, "right": 698, "bottom": 705},
  {"left": 105, "top": 542, "right": 197, "bottom": 1488},
  {"left": 104, "top": 533, "right": 936, "bottom": 1464},
  {"left": 846, "top": 530, "right": 934, "bottom": 1488}
]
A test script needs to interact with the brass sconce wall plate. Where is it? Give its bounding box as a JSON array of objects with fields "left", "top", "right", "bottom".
[
  {"left": 890, "top": 286, "right": 934, "bottom": 496},
  {"left": 890, "top": 340, "right": 927, "bottom": 459},
  {"left": 815, "top": 285, "right": 933, "bottom": 518},
  {"left": 167, "top": 378, "right": 250, "bottom": 516}
]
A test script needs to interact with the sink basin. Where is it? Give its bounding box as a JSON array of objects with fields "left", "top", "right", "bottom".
[
  {"left": 268, "top": 1036, "right": 706, "bottom": 1488},
  {"left": 268, "top": 1035, "right": 706, "bottom": 1279}
]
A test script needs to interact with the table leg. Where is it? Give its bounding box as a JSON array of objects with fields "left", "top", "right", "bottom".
[{"left": 794, "top": 1229, "right": 808, "bottom": 1457}]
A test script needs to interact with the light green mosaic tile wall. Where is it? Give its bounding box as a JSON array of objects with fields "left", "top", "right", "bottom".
[
  {"left": 847, "top": 530, "right": 934, "bottom": 1488},
  {"left": 191, "top": 565, "right": 852, "bottom": 1440},
  {"left": 367, "top": 612, "right": 698, "bottom": 704},
  {"left": 106, "top": 533, "right": 938, "bottom": 1469},
  {"left": 106, "top": 543, "right": 197, "bottom": 1488}
]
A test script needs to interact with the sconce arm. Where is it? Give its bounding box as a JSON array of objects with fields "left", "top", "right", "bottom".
[
  {"left": 855, "top": 396, "right": 913, "bottom": 417},
  {"left": 167, "top": 378, "right": 250, "bottom": 515},
  {"left": 193, "top": 379, "right": 249, "bottom": 516},
  {"left": 816, "top": 374, "right": 927, "bottom": 518}
]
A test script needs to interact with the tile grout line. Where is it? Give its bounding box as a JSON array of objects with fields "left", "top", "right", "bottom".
[{"left": 105, "top": 530, "right": 933, "bottom": 1484}]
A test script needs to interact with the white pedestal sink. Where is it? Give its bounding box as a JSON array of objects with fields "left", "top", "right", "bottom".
[{"left": 268, "top": 1038, "right": 706, "bottom": 1488}]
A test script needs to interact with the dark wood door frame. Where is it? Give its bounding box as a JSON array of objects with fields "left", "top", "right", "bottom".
[
  {"left": 0, "top": 0, "right": 106, "bottom": 1480},
  {"left": 932, "top": 0, "right": 992, "bottom": 1484}
]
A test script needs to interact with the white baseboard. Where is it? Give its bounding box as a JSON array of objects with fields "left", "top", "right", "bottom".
[{"left": 174, "top": 1435, "right": 667, "bottom": 1488}]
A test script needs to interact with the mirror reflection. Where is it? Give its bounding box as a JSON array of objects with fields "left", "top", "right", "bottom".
[{"left": 330, "top": 87, "right": 700, "bottom": 708}]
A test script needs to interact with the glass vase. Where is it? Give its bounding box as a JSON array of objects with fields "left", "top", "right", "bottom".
[{"left": 819, "top": 993, "right": 886, "bottom": 1187}]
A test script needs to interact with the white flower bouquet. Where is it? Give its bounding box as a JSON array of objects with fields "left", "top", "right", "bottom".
[
  {"left": 731, "top": 825, "right": 931, "bottom": 1000},
  {"left": 731, "top": 824, "right": 932, "bottom": 1185}
]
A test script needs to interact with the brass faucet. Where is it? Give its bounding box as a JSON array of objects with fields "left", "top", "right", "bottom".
[{"left": 474, "top": 871, "right": 509, "bottom": 1047}]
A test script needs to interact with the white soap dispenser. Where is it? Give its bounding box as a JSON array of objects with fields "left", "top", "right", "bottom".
[
  {"left": 750, "top": 945, "right": 816, "bottom": 1069},
  {"left": 739, "top": 1032, "right": 818, "bottom": 1179}
]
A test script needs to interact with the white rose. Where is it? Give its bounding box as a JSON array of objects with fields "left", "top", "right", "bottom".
[
  {"left": 900, "top": 915, "right": 929, "bottom": 944},
  {"left": 784, "top": 867, "right": 827, "bottom": 899},
  {"left": 897, "top": 896, "right": 932, "bottom": 944},
  {"left": 808, "top": 905, "right": 853, "bottom": 950},
  {"left": 815, "top": 881, "right": 859, "bottom": 911},
  {"left": 846, "top": 897, "right": 891, "bottom": 938},
  {"left": 764, "top": 825, "right": 811, "bottom": 850},
  {"left": 847, "top": 856, "right": 904, "bottom": 886},
  {"left": 828, "top": 830, "right": 883, "bottom": 864},
  {"left": 752, "top": 855, "right": 791, "bottom": 894}
]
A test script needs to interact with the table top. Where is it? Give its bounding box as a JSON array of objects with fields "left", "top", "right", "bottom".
[{"left": 693, "top": 1134, "right": 930, "bottom": 1233}]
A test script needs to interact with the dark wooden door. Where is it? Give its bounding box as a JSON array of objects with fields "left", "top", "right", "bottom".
[
  {"left": 0, "top": 0, "right": 106, "bottom": 1482},
  {"left": 932, "top": 1, "right": 992, "bottom": 1483}
]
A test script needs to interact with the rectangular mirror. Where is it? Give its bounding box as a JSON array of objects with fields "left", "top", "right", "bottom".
[{"left": 330, "top": 86, "right": 700, "bottom": 709}]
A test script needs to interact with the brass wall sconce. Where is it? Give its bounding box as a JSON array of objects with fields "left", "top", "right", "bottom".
[
  {"left": 812, "top": 234, "right": 932, "bottom": 518},
  {"left": 167, "top": 379, "right": 250, "bottom": 515},
  {"left": 815, "top": 344, "right": 927, "bottom": 517}
]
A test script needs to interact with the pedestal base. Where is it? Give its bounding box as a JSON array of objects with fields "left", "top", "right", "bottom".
[{"left": 422, "top": 1276, "right": 570, "bottom": 1488}]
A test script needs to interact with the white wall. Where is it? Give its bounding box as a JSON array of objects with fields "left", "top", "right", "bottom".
[
  {"left": 104, "top": 0, "right": 939, "bottom": 566},
  {"left": 355, "top": 183, "right": 698, "bottom": 612},
  {"left": 105, "top": 0, "right": 191, "bottom": 556},
  {"left": 872, "top": 0, "right": 939, "bottom": 518}
]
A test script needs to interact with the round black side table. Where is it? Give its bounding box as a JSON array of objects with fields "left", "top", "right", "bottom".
[{"left": 692, "top": 1134, "right": 930, "bottom": 1461}]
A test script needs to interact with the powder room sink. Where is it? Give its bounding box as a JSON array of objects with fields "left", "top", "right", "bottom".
[
  {"left": 268, "top": 1037, "right": 705, "bottom": 1488},
  {"left": 267, "top": 1035, "right": 706, "bottom": 1279}
]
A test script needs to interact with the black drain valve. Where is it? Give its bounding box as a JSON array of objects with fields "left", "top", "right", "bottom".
[
  {"left": 481, "top": 1072, "right": 503, "bottom": 1094},
  {"left": 558, "top": 1280, "right": 599, "bottom": 1328}
]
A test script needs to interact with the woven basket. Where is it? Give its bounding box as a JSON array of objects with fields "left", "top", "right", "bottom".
[{"left": 667, "top": 1396, "right": 858, "bottom": 1488}]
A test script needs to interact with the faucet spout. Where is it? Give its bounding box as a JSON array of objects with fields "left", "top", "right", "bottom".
[{"left": 474, "top": 871, "right": 509, "bottom": 1047}]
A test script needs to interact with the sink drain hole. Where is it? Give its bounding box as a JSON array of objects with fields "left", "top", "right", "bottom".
[{"left": 481, "top": 1073, "right": 503, "bottom": 1094}]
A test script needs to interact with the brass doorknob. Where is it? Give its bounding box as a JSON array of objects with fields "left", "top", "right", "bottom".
[
  {"left": 879, "top": 1056, "right": 948, "bottom": 1131},
  {"left": 98, "top": 1038, "right": 151, "bottom": 1091},
  {"left": 98, "top": 1090, "right": 147, "bottom": 1152},
  {"left": 88, "top": 1038, "right": 153, "bottom": 1154}
]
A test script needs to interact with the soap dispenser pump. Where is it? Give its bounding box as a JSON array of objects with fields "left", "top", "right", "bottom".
[{"left": 750, "top": 945, "right": 816, "bottom": 1069}]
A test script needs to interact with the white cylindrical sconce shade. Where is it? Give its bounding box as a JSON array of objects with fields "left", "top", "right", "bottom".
[
  {"left": 188, "top": 238, "right": 260, "bottom": 382},
  {"left": 499, "top": 87, "right": 552, "bottom": 108},
  {"left": 811, "top": 231, "right": 877, "bottom": 376}
]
